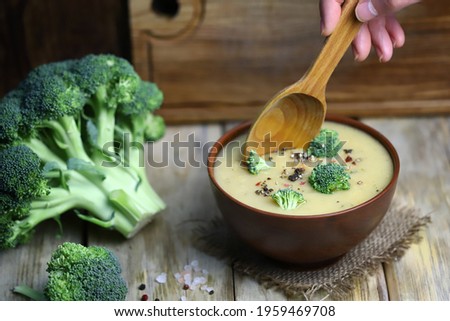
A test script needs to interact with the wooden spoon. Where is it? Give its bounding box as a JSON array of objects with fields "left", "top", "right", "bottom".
[{"left": 246, "top": 0, "right": 362, "bottom": 156}]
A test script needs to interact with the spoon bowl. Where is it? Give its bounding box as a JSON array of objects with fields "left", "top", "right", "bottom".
[
  {"left": 246, "top": 0, "right": 361, "bottom": 156},
  {"left": 247, "top": 91, "right": 325, "bottom": 155}
]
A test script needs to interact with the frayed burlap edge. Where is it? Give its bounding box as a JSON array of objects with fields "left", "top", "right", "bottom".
[{"left": 193, "top": 200, "right": 431, "bottom": 300}]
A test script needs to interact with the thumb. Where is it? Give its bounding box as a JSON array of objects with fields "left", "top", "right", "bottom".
[{"left": 355, "top": 0, "right": 420, "bottom": 22}]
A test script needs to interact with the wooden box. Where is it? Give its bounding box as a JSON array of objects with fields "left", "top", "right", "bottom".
[{"left": 130, "top": 0, "right": 450, "bottom": 123}]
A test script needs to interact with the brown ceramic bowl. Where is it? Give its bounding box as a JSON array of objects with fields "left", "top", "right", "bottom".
[{"left": 207, "top": 115, "right": 400, "bottom": 267}]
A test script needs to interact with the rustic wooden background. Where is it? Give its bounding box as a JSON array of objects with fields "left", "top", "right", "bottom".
[
  {"left": 130, "top": 0, "right": 450, "bottom": 122},
  {"left": 0, "top": 0, "right": 130, "bottom": 97},
  {"left": 1, "top": 0, "right": 449, "bottom": 122}
]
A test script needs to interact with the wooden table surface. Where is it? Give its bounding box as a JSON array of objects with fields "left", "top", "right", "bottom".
[{"left": 1, "top": 116, "right": 449, "bottom": 301}]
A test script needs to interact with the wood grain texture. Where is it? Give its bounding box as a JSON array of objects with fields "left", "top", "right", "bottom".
[
  {"left": 364, "top": 117, "right": 450, "bottom": 300},
  {"left": 88, "top": 124, "right": 235, "bottom": 301},
  {"left": 130, "top": 0, "right": 450, "bottom": 123},
  {"left": 1, "top": 117, "right": 449, "bottom": 301},
  {"left": 0, "top": 0, "right": 130, "bottom": 96}
]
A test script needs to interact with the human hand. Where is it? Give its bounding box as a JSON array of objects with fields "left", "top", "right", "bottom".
[{"left": 319, "top": 0, "right": 420, "bottom": 62}]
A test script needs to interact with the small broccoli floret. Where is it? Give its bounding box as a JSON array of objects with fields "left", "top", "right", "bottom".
[
  {"left": 72, "top": 54, "right": 141, "bottom": 150},
  {"left": 115, "top": 81, "right": 165, "bottom": 144},
  {"left": 13, "top": 242, "right": 128, "bottom": 301},
  {"left": 308, "top": 163, "right": 351, "bottom": 194},
  {"left": 143, "top": 114, "right": 166, "bottom": 142},
  {"left": 0, "top": 90, "right": 23, "bottom": 145},
  {"left": 0, "top": 145, "right": 48, "bottom": 201},
  {"left": 307, "top": 129, "right": 341, "bottom": 158},
  {"left": 22, "top": 61, "right": 85, "bottom": 122},
  {"left": 0, "top": 54, "right": 166, "bottom": 249},
  {"left": 119, "top": 81, "right": 163, "bottom": 116},
  {"left": 45, "top": 243, "right": 127, "bottom": 301},
  {"left": 272, "top": 189, "right": 306, "bottom": 210},
  {"left": 246, "top": 150, "right": 271, "bottom": 175}
]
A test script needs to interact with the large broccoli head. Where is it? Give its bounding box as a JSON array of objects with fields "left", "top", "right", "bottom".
[
  {"left": 44, "top": 242, "right": 128, "bottom": 301},
  {"left": 0, "top": 54, "right": 166, "bottom": 250}
]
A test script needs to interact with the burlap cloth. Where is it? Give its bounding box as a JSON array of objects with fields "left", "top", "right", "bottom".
[{"left": 194, "top": 200, "right": 431, "bottom": 299}]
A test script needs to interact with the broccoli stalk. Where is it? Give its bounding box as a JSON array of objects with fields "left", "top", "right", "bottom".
[
  {"left": 272, "top": 189, "right": 306, "bottom": 210},
  {"left": 0, "top": 54, "right": 166, "bottom": 249},
  {"left": 308, "top": 163, "right": 351, "bottom": 194},
  {"left": 246, "top": 149, "right": 271, "bottom": 175},
  {"left": 13, "top": 242, "right": 128, "bottom": 301}
]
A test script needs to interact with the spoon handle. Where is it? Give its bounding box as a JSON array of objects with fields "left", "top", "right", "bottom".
[{"left": 300, "top": 0, "right": 362, "bottom": 95}]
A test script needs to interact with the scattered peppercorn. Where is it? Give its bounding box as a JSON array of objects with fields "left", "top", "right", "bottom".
[
  {"left": 255, "top": 182, "right": 274, "bottom": 196},
  {"left": 344, "top": 149, "right": 353, "bottom": 154},
  {"left": 290, "top": 151, "right": 310, "bottom": 166},
  {"left": 288, "top": 168, "right": 304, "bottom": 181},
  {"left": 208, "top": 290, "right": 214, "bottom": 295},
  {"left": 138, "top": 283, "right": 146, "bottom": 291},
  {"left": 155, "top": 298, "right": 160, "bottom": 301},
  {"left": 345, "top": 155, "right": 353, "bottom": 163},
  {"left": 288, "top": 173, "right": 299, "bottom": 181},
  {"left": 182, "top": 284, "right": 190, "bottom": 290},
  {"left": 141, "top": 294, "right": 149, "bottom": 301}
]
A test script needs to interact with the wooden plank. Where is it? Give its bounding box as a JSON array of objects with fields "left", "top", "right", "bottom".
[
  {"left": 88, "top": 124, "right": 235, "bottom": 301},
  {"left": 0, "top": 0, "right": 131, "bottom": 97},
  {"left": 158, "top": 100, "right": 450, "bottom": 124},
  {"left": 363, "top": 117, "right": 450, "bottom": 300},
  {"left": 131, "top": 0, "right": 450, "bottom": 122},
  {"left": 0, "top": 215, "right": 84, "bottom": 300}
]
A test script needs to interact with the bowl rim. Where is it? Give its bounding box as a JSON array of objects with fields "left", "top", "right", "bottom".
[{"left": 207, "top": 114, "right": 400, "bottom": 220}]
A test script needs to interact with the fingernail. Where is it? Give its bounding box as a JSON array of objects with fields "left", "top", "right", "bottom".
[
  {"left": 320, "top": 21, "right": 326, "bottom": 36},
  {"left": 353, "top": 48, "right": 360, "bottom": 62},
  {"left": 320, "top": 21, "right": 330, "bottom": 36},
  {"left": 379, "top": 55, "right": 385, "bottom": 63},
  {"left": 355, "top": 0, "right": 378, "bottom": 22}
]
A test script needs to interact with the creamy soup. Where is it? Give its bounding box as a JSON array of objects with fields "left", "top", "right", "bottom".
[{"left": 213, "top": 121, "right": 393, "bottom": 215}]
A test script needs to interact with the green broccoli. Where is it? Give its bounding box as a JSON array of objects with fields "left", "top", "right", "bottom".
[
  {"left": 246, "top": 150, "right": 271, "bottom": 175},
  {"left": 307, "top": 129, "right": 341, "bottom": 158},
  {"left": 272, "top": 189, "right": 306, "bottom": 210},
  {"left": 13, "top": 242, "right": 128, "bottom": 301},
  {"left": 0, "top": 54, "right": 166, "bottom": 249},
  {"left": 308, "top": 163, "right": 351, "bottom": 194}
]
